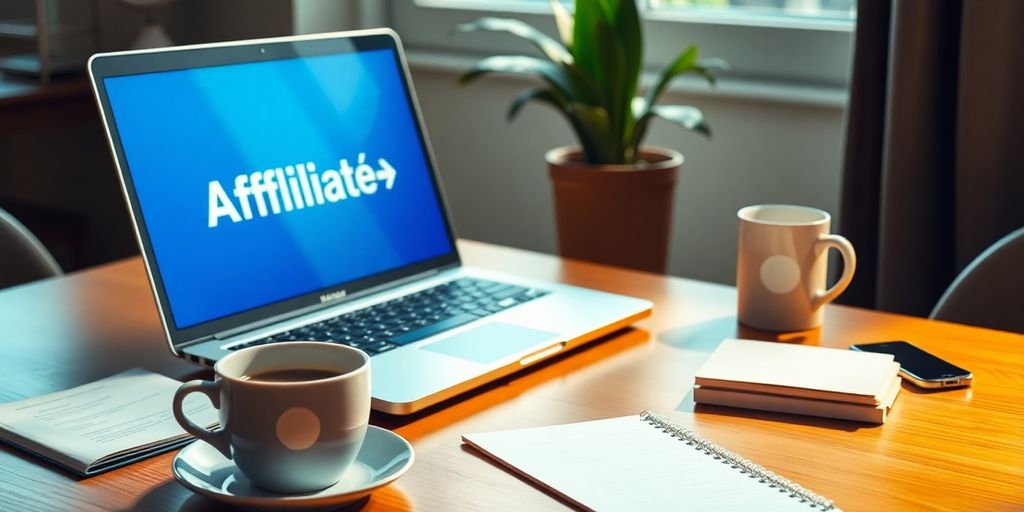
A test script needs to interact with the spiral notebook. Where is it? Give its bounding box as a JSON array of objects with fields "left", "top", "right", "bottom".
[{"left": 462, "top": 411, "right": 839, "bottom": 511}]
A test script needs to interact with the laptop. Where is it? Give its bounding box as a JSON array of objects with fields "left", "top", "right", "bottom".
[{"left": 87, "top": 29, "right": 652, "bottom": 414}]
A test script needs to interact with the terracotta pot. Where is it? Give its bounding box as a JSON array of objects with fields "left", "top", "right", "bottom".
[{"left": 547, "top": 146, "right": 683, "bottom": 274}]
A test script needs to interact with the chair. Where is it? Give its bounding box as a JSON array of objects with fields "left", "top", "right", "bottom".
[
  {"left": 0, "top": 207, "right": 63, "bottom": 289},
  {"left": 930, "top": 227, "right": 1024, "bottom": 333}
]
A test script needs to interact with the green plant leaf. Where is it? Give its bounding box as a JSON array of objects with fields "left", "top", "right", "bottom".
[
  {"left": 629, "top": 99, "right": 710, "bottom": 157},
  {"left": 568, "top": 0, "right": 638, "bottom": 161},
  {"left": 693, "top": 57, "right": 729, "bottom": 86},
  {"left": 607, "top": 0, "right": 642, "bottom": 101},
  {"left": 571, "top": 0, "right": 603, "bottom": 83},
  {"left": 568, "top": 102, "right": 614, "bottom": 163},
  {"left": 460, "top": 54, "right": 605, "bottom": 111},
  {"left": 624, "top": 96, "right": 646, "bottom": 161},
  {"left": 590, "top": 18, "right": 626, "bottom": 160},
  {"left": 454, "top": 3, "right": 723, "bottom": 165},
  {"left": 550, "top": 0, "right": 574, "bottom": 49},
  {"left": 630, "top": 96, "right": 653, "bottom": 155},
  {"left": 650, "top": 105, "right": 711, "bottom": 137},
  {"left": 606, "top": 0, "right": 642, "bottom": 161},
  {"left": 507, "top": 86, "right": 566, "bottom": 121},
  {"left": 459, "top": 56, "right": 575, "bottom": 99},
  {"left": 632, "top": 51, "right": 725, "bottom": 155},
  {"left": 644, "top": 45, "right": 698, "bottom": 109},
  {"left": 457, "top": 17, "right": 573, "bottom": 64},
  {"left": 561, "top": 61, "right": 606, "bottom": 106},
  {"left": 504, "top": 87, "right": 611, "bottom": 164}
]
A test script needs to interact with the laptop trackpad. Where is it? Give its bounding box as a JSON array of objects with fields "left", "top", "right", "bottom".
[{"left": 421, "top": 322, "right": 559, "bottom": 363}]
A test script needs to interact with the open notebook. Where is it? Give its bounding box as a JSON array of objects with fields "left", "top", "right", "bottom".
[
  {"left": 0, "top": 369, "right": 217, "bottom": 475},
  {"left": 463, "top": 411, "right": 839, "bottom": 511}
]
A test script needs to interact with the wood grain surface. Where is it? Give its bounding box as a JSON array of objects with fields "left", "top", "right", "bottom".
[{"left": 0, "top": 240, "right": 1021, "bottom": 511}]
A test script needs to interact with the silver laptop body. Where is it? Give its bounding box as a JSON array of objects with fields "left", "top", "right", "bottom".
[{"left": 88, "top": 29, "right": 652, "bottom": 414}]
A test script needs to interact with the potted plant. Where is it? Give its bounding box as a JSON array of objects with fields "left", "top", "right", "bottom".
[{"left": 458, "top": 0, "right": 725, "bottom": 273}]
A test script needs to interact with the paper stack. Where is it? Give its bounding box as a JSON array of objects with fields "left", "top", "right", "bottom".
[{"left": 694, "top": 339, "right": 902, "bottom": 424}]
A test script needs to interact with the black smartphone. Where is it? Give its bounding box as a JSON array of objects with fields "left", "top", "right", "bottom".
[{"left": 850, "top": 341, "right": 972, "bottom": 389}]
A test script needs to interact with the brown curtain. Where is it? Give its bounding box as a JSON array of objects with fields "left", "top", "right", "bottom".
[{"left": 840, "top": 0, "right": 1024, "bottom": 316}]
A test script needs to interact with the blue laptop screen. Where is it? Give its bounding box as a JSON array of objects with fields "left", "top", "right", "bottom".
[{"left": 103, "top": 48, "right": 453, "bottom": 330}]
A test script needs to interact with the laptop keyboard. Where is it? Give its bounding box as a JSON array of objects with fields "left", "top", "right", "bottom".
[{"left": 228, "top": 278, "right": 549, "bottom": 356}]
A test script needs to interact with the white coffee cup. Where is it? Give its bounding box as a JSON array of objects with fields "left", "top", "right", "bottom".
[
  {"left": 736, "top": 205, "right": 856, "bottom": 331},
  {"left": 172, "top": 342, "right": 370, "bottom": 494}
]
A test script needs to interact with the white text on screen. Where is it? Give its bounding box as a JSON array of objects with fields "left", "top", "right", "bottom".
[{"left": 208, "top": 153, "right": 397, "bottom": 228}]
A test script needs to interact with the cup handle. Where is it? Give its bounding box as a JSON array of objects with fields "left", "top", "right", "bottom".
[
  {"left": 812, "top": 234, "right": 857, "bottom": 310},
  {"left": 172, "top": 380, "right": 231, "bottom": 459}
]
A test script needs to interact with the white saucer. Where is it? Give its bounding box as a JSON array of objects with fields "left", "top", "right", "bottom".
[{"left": 172, "top": 425, "right": 414, "bottom": 511}]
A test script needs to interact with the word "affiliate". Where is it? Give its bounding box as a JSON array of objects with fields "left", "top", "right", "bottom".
[{"left": 208, "top": 153, "right": 397, "bottom": 228}]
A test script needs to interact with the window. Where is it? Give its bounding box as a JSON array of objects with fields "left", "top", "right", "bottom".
[
  {"left": 649, "top": 0, "right": 855, "bottom": 23},
  {"left": 411, "top": 0, "right": 855, "bottom": 26},
  {"left": 384, "top": 0, "right": 854, "bottom": 104}
]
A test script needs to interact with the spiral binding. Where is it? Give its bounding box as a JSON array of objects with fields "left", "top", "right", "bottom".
[{"left": 640, "top": 411, "right": 838, "bottom": 511}]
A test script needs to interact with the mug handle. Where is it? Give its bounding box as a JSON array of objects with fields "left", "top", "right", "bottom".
[
  {"left": 172, "top": 380, "right": 231, "bottom": 459},
  {"left": 812, "top": 234, "right": 857, "bottom": 310}
]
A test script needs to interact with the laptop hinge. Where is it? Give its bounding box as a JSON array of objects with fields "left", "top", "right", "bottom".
[{"left": 211, "top": 266, "right": 454, "bottom": 341}]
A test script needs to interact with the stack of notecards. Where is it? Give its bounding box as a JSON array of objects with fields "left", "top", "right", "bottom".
[{"left": 694, "top": 339, "right": 901, "bottom": 423}]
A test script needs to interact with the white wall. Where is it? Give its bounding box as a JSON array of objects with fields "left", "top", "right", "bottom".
[{"left": 409, "top": 66, "right": 847, "bottom": 285}]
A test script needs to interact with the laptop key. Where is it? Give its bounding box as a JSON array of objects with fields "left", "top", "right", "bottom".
[
  {"left": 388, "top": 313, "right": 479, "bottom": 346},
  {"left": 366, "top": 341, "right": 395, "bottom": 352},
  {"left": 492, "top": 285, "right": 528, "bottom": 301}
]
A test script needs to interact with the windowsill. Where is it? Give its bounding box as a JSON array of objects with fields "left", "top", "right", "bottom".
[
  {"left": 405, "top": 50, "right": 848, "bottom": 109},
  {"left": 411, "top": 0, "right": 855, "bottom": 32}
]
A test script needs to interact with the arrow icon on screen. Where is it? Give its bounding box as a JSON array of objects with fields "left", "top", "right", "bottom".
[{"left": 377, "top": 158, "right": 397, "bottom": 190}]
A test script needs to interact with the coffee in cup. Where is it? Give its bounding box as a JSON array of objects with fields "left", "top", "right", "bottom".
[
  {"left": 241, "top": 368, "right": 343, "bottom": 383},
  {"left": 172, "top": 342, "right": 370, "bottom": 494}
]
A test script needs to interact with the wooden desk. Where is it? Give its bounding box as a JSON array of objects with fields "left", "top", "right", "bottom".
[{"left": 0, "top": 240, "right": 1021, "bottom": 511}]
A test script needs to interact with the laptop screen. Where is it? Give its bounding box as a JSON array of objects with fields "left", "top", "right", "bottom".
[{"left": 102, "top": 47, "right": 453, "bottom": 330}]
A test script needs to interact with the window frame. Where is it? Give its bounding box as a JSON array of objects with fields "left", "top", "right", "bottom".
[
  {"left": 369, "top": 0, "right": 853, "bottom": 108},
  {"left": 413, "top": 0, "right": 856, "bottom": 31}
]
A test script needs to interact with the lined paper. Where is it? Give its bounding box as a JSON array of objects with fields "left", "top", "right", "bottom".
[
  {"left": 0, "top": 369, "right": 218, "bottom": 475},
  {"left": 464, "top": 415, "right": 830, "bottom": 511}
]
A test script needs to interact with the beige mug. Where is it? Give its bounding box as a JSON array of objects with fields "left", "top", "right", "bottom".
[
  {"left": 736, "top": 205, "right": 856, "bottom": 331},
  {"left": 172, "top": 342, "right": 370, "bottom": 494}
]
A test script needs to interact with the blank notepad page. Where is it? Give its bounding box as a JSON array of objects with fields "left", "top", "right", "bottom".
[{"left": 463, "top": 415, "right": 836, "bottom": 511}]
